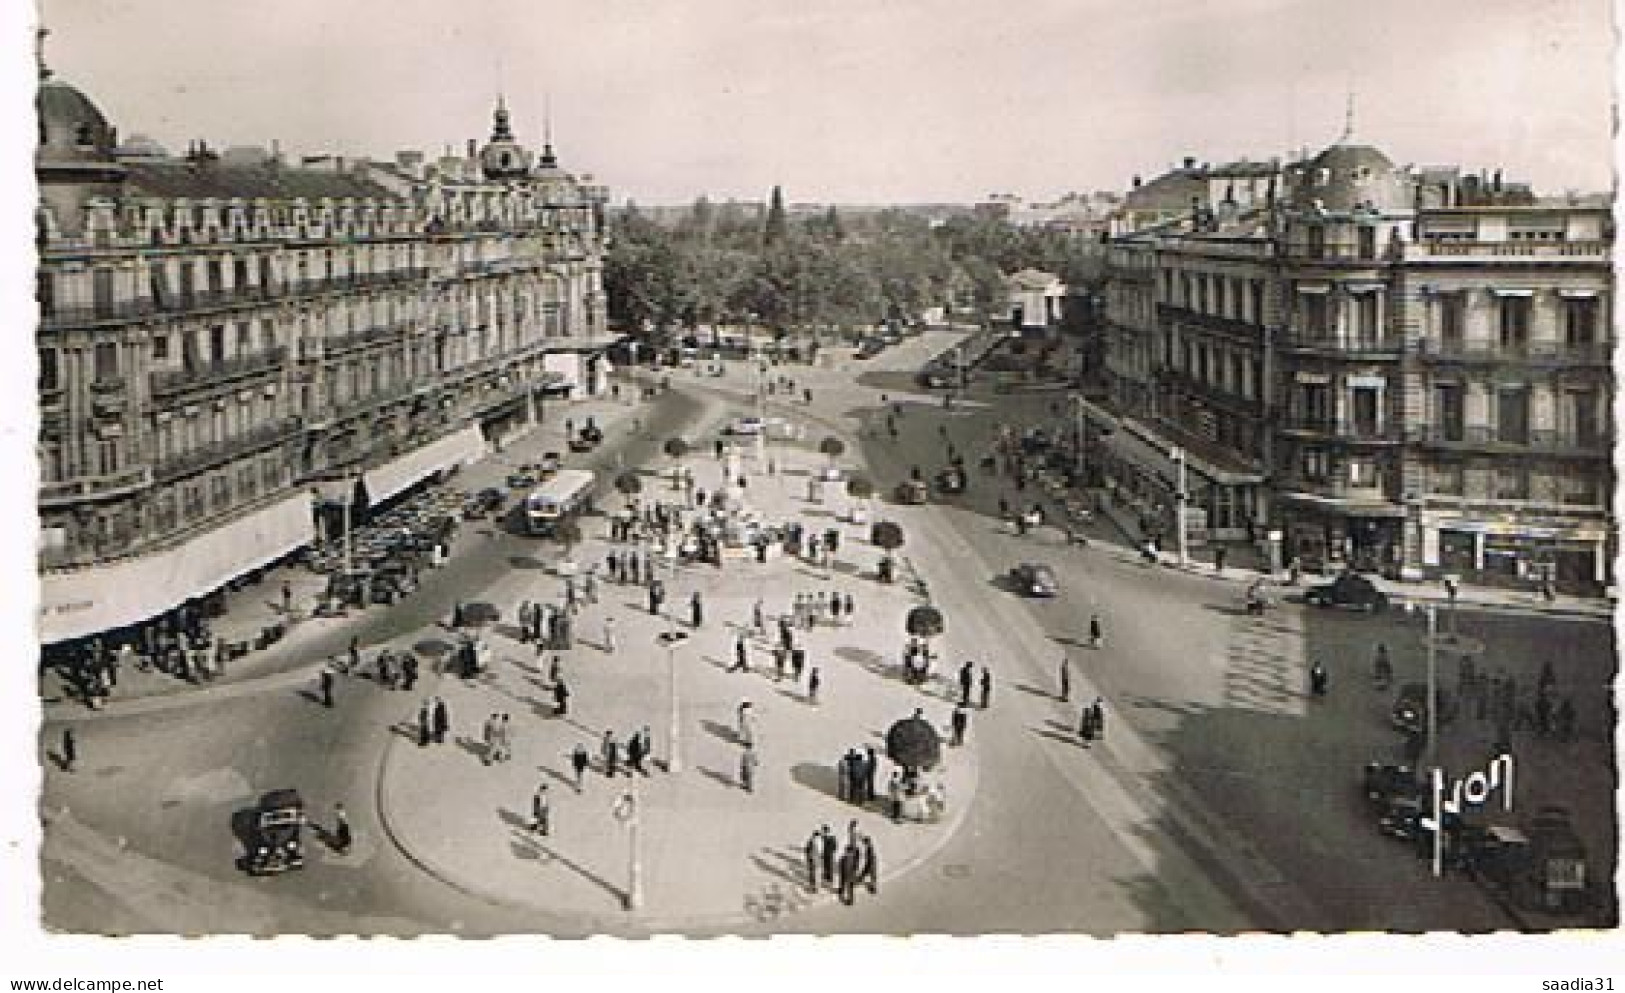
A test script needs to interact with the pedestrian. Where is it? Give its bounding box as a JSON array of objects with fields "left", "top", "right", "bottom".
[
  {"left": 1089, "top": 613, "right": 1103, "bottom": 649},
  {"left": 1079, "top": 703, "right": 1095, "bottom": 745},
  {"left": 548, "top": 654, "right": 564, "bottom": 688},
  {"left": 60, "top": 728, "right": 77, "bottom": 773},
  {"left": 281, "top": 581, "right": 292, "bottom": 615},
  {"left": 732, "top": 633, "right": 749, "bottom": 673},
  {"left": 497, "top": 714, "right": 513, "bottom": 762},
  {"left": 739, "top": 742, "right": 759, "bottom": 793},
  {"left": 951, "top": 703, "right": 968, "bottom": 746},
  {"left": 626, "top": 728, "right": 646, "bottom": 775},
  {"left": 531, "top": 783, "right": 551, "bottom": 836},
  {"left": 1214, "top": 545, "right": 1227, "bottom": 574},
  {"left": 859, "top": 836, "right": 878, "bottom": 895},
  {"left": 603, "top": 615, "right": 616, "bottom": 654},
  {"left": 417, "top": 699, "right": 432, "bottom": 747},
  {"left": 807, "top": 667, "right": 821, "bottom": 704},
  {"left": 752, "top": 599, "right": 766, "bottom": 634},
  {"left": 863, "top": 746, "right": 879, "bottom": 803},
  {"left": 402, "top": 652, "right": 419, "bottom": 691},
  {"left": 553, "top": 678, "right": 570, "bottom": 717},
  {"left": 572, "top": 743, "right": 590, "bottom": 791},
  {"left": 433, "top": 696, "right": 449, "bottom": 744},
  {"left": 838, "top": 840, "right": 861, "bottom": 905},
  {"left": 819, "top": 825, "right": 837, "bottom": 890},
  {"left": 332, "top": 803, "right": 352, "bottom": 855},
  {"left": 482, "top": 712, "right": 499, "bottom": 765},
  {"left": 803, "top": 832, "right": 823, "bottom": 892},
  {"left": 603, "top": 730, "right": 620, "bottom": 777},
  {"left": 1059, "top": 655, "right": 1072, "bottom": 702},
  {"left": 1089, "top": 697, "right": 1106, "bottom": 743},
  {"left": 979, "top": 666, "right": 993, "bottom": 710},
  {"left": 348, "top": 637, "right": 361, "bottom": 673},
  {"left": 887, "top": 770, "right": 903, "bottom": 821},
  {"left": 958, "top": 661, "right": 974, "bottom": 707},
  {"left": 842, "top": 593, "right": 855, "bottom": 620},
  {"left": 835, "top": 751, "right": 850, "bottom": 802},
  {"left": 737, "top": 700, "right": 755, "bottom": 746},
  {"left": 319, "top": 667, "right": 335, "bottom": 708}
]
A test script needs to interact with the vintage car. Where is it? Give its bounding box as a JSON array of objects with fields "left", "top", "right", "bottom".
[
  {"left": 1305, "top": 572, "right": 1391, "bottom": 612},
  {"left": 894, "top": 479, "right": 929, "bottom": 505},
  {"left": 246, "top": 788, "right": 307, "bottom": 876},
  {"left": 1009, "top": 562, "right": 1060, "bottom": 597},
  {"left": 935, "top": 465, "right": 967, "bottom": 494}
]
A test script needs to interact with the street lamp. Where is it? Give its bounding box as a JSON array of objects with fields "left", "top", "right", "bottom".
[
  {"left": 1425, "top": 603, "right": 1442, "bottom": 876},
  {"left": 658, "top": 630, "right": 689, "bottom": 774},
  {"left": 1070, "top": 393, "right": 1085, "bottom": 481},
  {"left": 1171, "top": 446, "right": 1188, "bottom": 565},
  {"left": 613, "top": 785, "right": 642, "bottom": 909}
]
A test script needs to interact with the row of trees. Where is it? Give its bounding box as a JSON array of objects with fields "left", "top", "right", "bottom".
[{"left": 602, "top": 187, "right": 1106, "bottom": 342}]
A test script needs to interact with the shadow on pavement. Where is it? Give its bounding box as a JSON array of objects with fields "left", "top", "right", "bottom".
[
  {"left": 508, "top": 556, "right": 547, "bottom": 570},
  {"left": 701, "top": 719, "right": 740, "bottom": 744},
  {"left": 697, "top": 766, "right": 737, "bottom": 790},
  {"left": 790, "top": 761, "right": 838, "bottom": 798}
]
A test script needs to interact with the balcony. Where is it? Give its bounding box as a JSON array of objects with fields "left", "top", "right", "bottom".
[
  {"left": 1402, "top": 240, "right": 1611, "bottom": 263},
  {"left": 150, "top": 346, "right": 288, "bottom": 397},
  {"left": 305, "top": 385, "right": 415, "bottom": 429},
  {"left": 1409, "top": 424, "right": 1611, "bottom": 457},
  {"left": 1277, "top": 332, "right": 1403, "bottom": 358},
  {"left": 153, "top": 417, "right": 302, "bottom": 485},
  {"left": 1414, "top": 337, "right": 1612, "bottom": 366},
  {"left": 1278, "top": 417, "right": 1402, "bottom": 443},
  {"left": 38, "top": 466, "right": 152, "bottom": 509}
]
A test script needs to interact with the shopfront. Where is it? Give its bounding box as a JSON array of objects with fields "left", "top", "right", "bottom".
[
  {"left": 1278, "top": 494, "right": 1406, "bottom": 577},
  {"left": 1425, "top": 513, "right": 1611, "bottom": 594}
]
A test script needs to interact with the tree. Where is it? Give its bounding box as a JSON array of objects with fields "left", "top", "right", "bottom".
[
  {"left": 818, "top": 435, "right": 846, "bottom": 464},
  {"left": 845, "top": 476, "right": 875, "bottom": 500},
  {"left": 663, "top": 436, "right": 690, "bottom": 490},
  {"left": 614, "top": 470, "right": 643, "bottom": 508},
  {"left": 905, "top": 604, "right": 945, "bottom": 639},
  {"left": 763, "top": 185, "right": 787, "bottom": 247},
  {"left": 871, "top": 521, "right": 904, "bottom": 553}
]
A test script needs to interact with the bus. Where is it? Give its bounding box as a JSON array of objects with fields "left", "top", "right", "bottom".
[{"left": 523, "top": 469, "right": 595, "bottom": 537}]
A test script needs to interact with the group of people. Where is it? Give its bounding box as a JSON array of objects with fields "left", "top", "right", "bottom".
[
  {"left": 835, "top": 744, "right": 882, "bottom": 806},
  {"left": 481, "top": 712, "right": 516, "bottom": 764},
  {"left": 596, "top": 727, "right": 655, "bottom": 779},
  {"left": 789, "top": 590, "right": 855, "bottom": 630},
  {"left": 416, "top": 696, "right": 452, "bottom": 747},
  {"left": 804, "top": 822, "right": 879, "bottom": 905}
]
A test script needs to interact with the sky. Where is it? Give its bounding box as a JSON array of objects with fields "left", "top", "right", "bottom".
[{"left": 24, "top": 0, "right": 1622, "bottom": 203}]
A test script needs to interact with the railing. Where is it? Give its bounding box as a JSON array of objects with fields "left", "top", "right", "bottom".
[
  {"left": 1409, "top": 424, "right": 1610, "bottom": 456},
  {"left": 1277, "top": 332, "right": 1403, "bottom": 356},
  {"left": 153, "top": 417, "right": 302, "bottom": 484},
  {"left": 151, "top": 346, "right": 288, "bottom": 396},
  {"left": 1414, "top": 337, "right": 1612, "bottom": 365},
  {"left": 1278, "top": 417, "right": 1402, "bottom": 442},
  {"left": 1403, "top": 239, "right": 1611, "bottom": 261},
  {"left": 1276, "top": 477, "right": 1396, "bottom": 505},
  {"left": 38, "top": 466, "right": 152, "bottom": 508}
]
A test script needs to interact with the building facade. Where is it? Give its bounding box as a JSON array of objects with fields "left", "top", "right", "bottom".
[
  {"left": 1096, "top": 141, "right": 1614, "bottom": 591},
  {"left": 36, "top": 66, "right": 615, "bottom": 647}
]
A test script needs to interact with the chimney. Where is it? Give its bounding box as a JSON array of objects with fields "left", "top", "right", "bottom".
[
  {"left": 270, "top": 138, "right": 282, "bottom": 162},
  {"left": 1183, "top": 156, "right": 1197, "bottom": 170},
  {"left": 467, "top": 138, "right": 477, "bottom": 159},
  {"left": 1132, "top": 174, "right": 1141, "bottom": 188}
]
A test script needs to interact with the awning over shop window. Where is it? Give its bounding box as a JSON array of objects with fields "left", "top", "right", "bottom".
[
  {"left": 1489, "top": 288, "right": 1534, "bottom": 298},
  {"left": 367, "top": 425, "right": 487, "bottom": 504},
  {"left": 38, "top": 493, "right": 314, "bottom": 645}
]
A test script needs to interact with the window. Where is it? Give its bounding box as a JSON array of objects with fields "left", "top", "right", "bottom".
[
  {"left": 1307, "top": 225, "right": 1326, "bottom": 259},
  {"left": 1496, "top": 387, "right": 1529, "bottom": 444},
  {"left": 93, "top": 342, "right": 119, "bottom": 381},
  {"left": 92, "top": 267, "right": 115, "bottom": 317},
  {"left": 37, "top": 271, "right": 54, "bottom": 317},
  {"left": 1565, "top": 388, "right": 1600, "bottom": 446},
  {"left": 1353, "top": 292, "right": 1380, "bottom": 345},
  {"left": 96, "top": 439, "right": 120, "bottom": 476},
  {"left": 1357, "top": 226, "right": 1377, "bottom": 260},
  {"left": 1431, "top": 462, "right": 1464, "bottom": 496},
  {"left": 236, "top": 321, "right": 252, "bottom": 355},
  {"left": 206, "top": 258, "right": 223, "bottom": 294},
  {"left": 1433, "top": 383, "right": 1464, "bottom": 441},
  {"left": 1301, "top": 383, "right": 1332, "bottom": 425},
  {"left": 38, "top": 349, "right": 59, "bottom": 391},
  {"left": 1498, "top": 296, "right": 1530, "bottom": 352},
  {"left": 1250, "top": 281, "right": 1265, "bottom": 324},
  {"left": 1351, "top": 386, "right": 1381, "bottom": 437},
  {"left": 152, "top": 335, "right": 169, "bottom": 361},
  {"left": 1348, "top": 457, "right": 1379, "bottom": 490},
  {"left": 1560, "top": 471, "right": 1600, "bottom": 507},
  {"left": 233, "top": 258, "right": 249, "bottom": 291},
  {"left": 1564, "top": 297, "right": 1598, "bottom": 348},
  {"left": 1494, "top": 467, "right": 1529, "bottom": 501},
  {"left": 1301, "top": 448, "right": 1329, "bottom": 482},
  {"left": 177, "top": 261, "right": 195, "bottom": 304},
  {"left": 259, "top": 256, "right": 274, "bottom": 294},
  {"left": 1301, "top": 294, "right": 1329, "bottom": 337},
  {"left": 209, "top": 325, "right": 225, "bottom": 364},
  {"left": 1438, "top": 293, "right": 1464, "bottom": 347}
]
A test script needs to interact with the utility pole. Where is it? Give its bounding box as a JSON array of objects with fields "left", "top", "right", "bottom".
[
  {"left": 1172, "top": 447, "right": 1188, "bottom": 565},
  {"left": 342, "top": 475, "right": 354, "bottom": 577},
  {"left": 1426, "top": 603, "right": 1441, "bottom": 876},
  {"left": 1071, "top": 393, "right": 1085, "bottom": 481},
  {"left": 614, "top": 786, "right": 642, "bottom": 909},
  {"left": 660, "top": 630, "right": 689, "bottom": 773}
]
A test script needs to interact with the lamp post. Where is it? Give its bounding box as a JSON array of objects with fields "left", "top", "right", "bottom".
[
  {"left": 659, "top": 630, "right": 689, "bottom": 774},
  {"left": 613, "top": 785, "right": 642, "bottom": 910},
  {"left": 342, "top": 474, "right": 355, "bottom": 577},
  {"left": 1070, "top": 393, "right": 1085, "bottom": 481},
  {"left": 1171, "top": 447, "right": 1188, "bottom": 565},
  {"left": 1426, "top": 603, "right": 1441, "bottom": 876}
]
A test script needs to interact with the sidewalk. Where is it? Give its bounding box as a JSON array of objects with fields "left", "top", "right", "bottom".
[
  {"left": 40, "top": 389, "right": 650, "bottom": 715},
  {"left": 373, "top": 400, "right": 980, "bottom": 928}
]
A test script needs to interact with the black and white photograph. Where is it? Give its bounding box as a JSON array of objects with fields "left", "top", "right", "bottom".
[{"left": 6, "top": 0, "right": 1624, "bottom": 979}]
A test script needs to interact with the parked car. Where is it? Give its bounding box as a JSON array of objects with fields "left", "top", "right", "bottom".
[
  {"left": 538, "top": 452, "right": 563, "bottom": 475},
  {"left": 1361, "top": 761, "right": 1421, "bottom": 813},
  {"left": 894, "top": 479, "right": 929, "bottom": 505},
  {"left": 1305, "top": 572, "right": 1390, "bottom": 612},
  {"left": 245, "top": 789, "right": 307, "bottom": 876},
  {"left": 1009, "top": 562, "right": 1060, "bottom": 597},
  {"left": 935, "top": 465, "right": 967, "bottom": 494},
  {"left": 725, "top": 416, "right": 766, "bottom": 436}
]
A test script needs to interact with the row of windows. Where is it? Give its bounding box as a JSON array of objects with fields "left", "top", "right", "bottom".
[{"left": 1161, "top": 270, "right": 1268, "bottom": 324}]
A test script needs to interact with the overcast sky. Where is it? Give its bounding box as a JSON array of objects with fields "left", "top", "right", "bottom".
[{"left": 29, "top": 0, "right": 1619, "bottom": 204}]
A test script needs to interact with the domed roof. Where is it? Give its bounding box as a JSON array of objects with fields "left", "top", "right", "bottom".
[
  {"left": 37, "top": 76, "right": 118, "bottom": 163},
  {"left": 479, "top": 97, "right": 532, "bottom": 180},
  {"left": 1292, "top": 142, "right": 1409, "bottom": 213}
]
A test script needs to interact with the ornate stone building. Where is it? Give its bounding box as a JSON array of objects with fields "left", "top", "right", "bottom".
[
  {"left": 36, "top": 62, "right": 615, "bottom": 646},
  {"left": 1096, "top": 140, "right": 1614, "bottom": 591}
]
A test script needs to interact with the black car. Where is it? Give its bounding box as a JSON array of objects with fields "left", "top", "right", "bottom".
[
  {"left": 1009, "top": 562, "right": 1059, "bottom": 597},
  {"left": 1362, "top": 761, "right": 1421, "bottom": 813},
  {"left": 1305, "top": 572, "right": 1390, "bottom": 612},
  {"left": 246, "top": 789, "right": 307, "bottom": 876}
]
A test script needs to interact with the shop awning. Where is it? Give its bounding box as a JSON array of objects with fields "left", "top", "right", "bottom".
[
  {"left": 38, "top": 493, "right": 315, "bottom": 645},
  {"left": 367, "top": 425, "right": 487, "bottom": 504},
  {"left": 1277, "top": 490, "right": 1407, "bottom": 518},
  {"left": 1104, "top": 419, "right": 1264, "bottom": 487}
]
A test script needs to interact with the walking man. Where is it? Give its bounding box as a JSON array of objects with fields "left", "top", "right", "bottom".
[
  {"left": 739, "top": 742, "right": 760, "bottom": 793},
  {"left": 950, "top": 703, "right": 969, "bottom": 747},
  {"left": 531, "top": 783, "right": 551, "bottom": 836},
  {"left": 418, "top": 699, "right": 432, "bottom": 747},
  {"left": 805, "top": 830, "right": 821, "bottom": 893},
  {"left": 602, "top": 730, "right": 620, "bottom": 777},
  {"left": 1089, "top": 613, "right": 1103, "bottom": 649},
  {"left": 60, "top": 727, "right": 77, "bottom": 773},
  {"left": 737, "top": 700, "right": 755, "bottom": 746},
  {"left": 319, "top": 667, "right": 335, "bottom": 709},
  {"left": 627, "top": 728, "right": 647, "bottom": 775},
  {"left": 332, "top": 803, "right": 352, "bottom": 855},
  {"left": 958, "top": 662, "right": 974, "bottom": 707},
  {"left": 432, "top": 696, "right": 449, "bottom": 745},
  {"left": 571, "top": 743, "right": 590, "bottom": 792},
  {"left": 860, "top": 836, "right": 878, "bottom": 895},
  {"left": 838, "top": 839, "right": 861, "bottom": 905},
  {"left": 807, "top": 667, "right": 821, "bottom": 704},
  {"left": 690, "top": 591, "right": 705, "bottom": 629},
  {"left": 1090, "top": 697, "right": 1106, "bottom": 743},
  {"left": 603, "top": 615, "right": 616, "bottom": 654},
  {"left": 1059, "top": 655, "right": 1072, "bottom": 702},
  {"left": 553, "top": 678, "right": 570, "bottom": 717},
  {"left": 819, "top": 825, "right": 837, "bottom": 890},
  {"left": 979, "top": 666, "right": 993, "bottom": 710},
  {"left": 732, "top": 633, "right": 750, "bottom": 673},
  {"left": 752, "top": 599, "right": 766, "bottom": 634}
]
